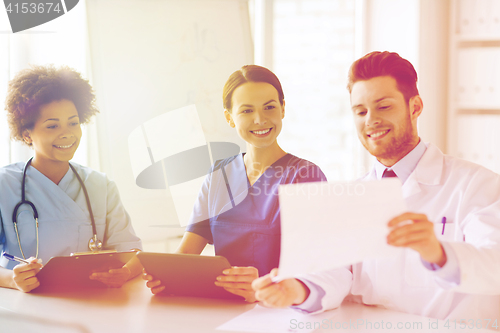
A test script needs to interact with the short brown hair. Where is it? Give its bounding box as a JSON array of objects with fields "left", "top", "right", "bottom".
[
  {"left": 222, "top": 65, "right": 284, "bottom": 111},
  {"left": 5, "top": 65, "right": 99, "bottom": 143},
  {"left": 347, "top": 51, "right": 419, "bottom": 103}
]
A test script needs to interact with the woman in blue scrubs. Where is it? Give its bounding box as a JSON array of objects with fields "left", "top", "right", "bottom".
[
  {"left": 144, "top": 65, "right": 326, "bottom": 301},
  {"left": 0, "top": 65, "right": 142, "bottom": 292}
]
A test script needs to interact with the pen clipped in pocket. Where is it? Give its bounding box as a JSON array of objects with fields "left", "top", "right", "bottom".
[{"left": 434, "top": 217, "right": 456, "bottom": 241}]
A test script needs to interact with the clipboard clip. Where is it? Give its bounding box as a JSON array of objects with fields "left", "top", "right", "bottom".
[{"left": 70, "top": 250, "right": 118, "bottom": 256}]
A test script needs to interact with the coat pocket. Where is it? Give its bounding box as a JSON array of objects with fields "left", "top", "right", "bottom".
[
  {"left": 434, "top": 219, "right": 457, "bottom": 242},
  {"left": 404, "top": 249, "right": 434, "bottom": 287}
]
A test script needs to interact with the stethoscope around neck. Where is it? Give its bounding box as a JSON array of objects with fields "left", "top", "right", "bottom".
[{"left": 12, "top": 157, "right": 103, "bottom": 259}]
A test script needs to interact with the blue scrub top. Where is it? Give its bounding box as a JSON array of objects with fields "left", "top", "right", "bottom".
[
  {"left": 186, "top": 153, "right": 326, "bottom": 276},
  {"left": 0, "top": 162, "right": 142, "bottom": 269}
]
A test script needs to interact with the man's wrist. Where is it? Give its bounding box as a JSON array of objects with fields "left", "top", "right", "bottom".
[
  {"left": 292, "top": 279, "right": 310, "bottom": 305},
  {"left": 435, "top": 244, "right": 448, "bottom": 267},
  {"left": 425, "top": 243, "right": 447, "bottom": 267}
]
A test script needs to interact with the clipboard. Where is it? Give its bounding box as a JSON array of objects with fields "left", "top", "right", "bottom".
[
  {"left": 136, "top": 252, "right": 243, "bottom": 300},
  {"left": 34, "top": 251, "right": 137, "bottom": 291}
]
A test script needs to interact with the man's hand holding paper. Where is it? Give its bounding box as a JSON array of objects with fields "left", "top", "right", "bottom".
[{"left": 276, "top": 178, "right": 407, "bottom": 279}]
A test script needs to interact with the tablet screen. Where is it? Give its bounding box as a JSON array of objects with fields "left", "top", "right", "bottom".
[{"left": 137, "top": 252, "right": 243, "bottom": 300}]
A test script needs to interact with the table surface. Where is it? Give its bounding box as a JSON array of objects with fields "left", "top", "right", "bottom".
[{"left": 0, "top": 276, "right": 493, "bottom": 333}]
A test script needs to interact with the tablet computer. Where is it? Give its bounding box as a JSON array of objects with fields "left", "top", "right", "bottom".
[
  {"left": 34, "top": 251, "right": 137, "bottom": 291},
  {"left": 137, "top": 252, "right": 243, "bottom": 300}
]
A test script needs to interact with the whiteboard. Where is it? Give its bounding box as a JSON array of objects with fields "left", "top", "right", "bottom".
[{"left": 86, "top": 0, "right": 252, "bottom": 243}]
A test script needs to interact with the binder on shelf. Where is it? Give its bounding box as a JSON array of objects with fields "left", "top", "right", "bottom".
[
  {"left": 456, "top": 48, "right": 476, "bottom": 106},
  {"left": 457, "top": 48, "right": 500, "bottom": 109},
  {"left": 457, "top": 0, "right": 477, "bottom": 36},
  {"left": 490, "top": 0, "right": 500, "bottom": 36},
  {"left": 456, "top": 115, "right": 500, "bottom": 174},
  {"left": 474, "top": 0, "right": 489, "bottom": 36},
  {"left": 487, "top": 49, "right": 500, "bottom": 106},
  {"left": 457, "top": 0, "right": 500, "bottom": 39}
]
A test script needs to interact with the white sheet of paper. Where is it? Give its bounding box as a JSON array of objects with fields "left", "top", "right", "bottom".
[
  {"left": 278, "top": 179, "right": 407, "bottom": 278},
  {"left": 216, "top": 304, "right": 336, "bottom": 333}
]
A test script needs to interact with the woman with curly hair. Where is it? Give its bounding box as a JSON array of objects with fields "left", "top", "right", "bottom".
[{"left": 0, "top": 65, "right": 142, "bottom": 292}]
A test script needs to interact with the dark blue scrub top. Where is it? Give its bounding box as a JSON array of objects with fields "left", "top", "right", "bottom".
[{"left": 186, "top": 153, "right": 326, "bottom": 276}]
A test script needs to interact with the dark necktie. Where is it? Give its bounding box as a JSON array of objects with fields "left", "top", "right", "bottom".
[{"left": 382, "top": 168, "right": 397, "bottom": 178}]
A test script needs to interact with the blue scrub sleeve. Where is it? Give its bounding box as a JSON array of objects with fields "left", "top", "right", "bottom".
[
  {"left": 185, "top": 168, "right": 215, "bottom": 244},
  {"left": 0, "top": 208, "right": 10, "bottom": 268},
  {"left": 0, "top": 210, "right": 6, "bottom": 256},
  {"left": 185, "top": 218, "right": 213, "bottom": 244}
]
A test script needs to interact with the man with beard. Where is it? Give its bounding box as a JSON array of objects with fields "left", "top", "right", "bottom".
[{"left": 252, "top": 51, "right": 500, "bottom": 321}]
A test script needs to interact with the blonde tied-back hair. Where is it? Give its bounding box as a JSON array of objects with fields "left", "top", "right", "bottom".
[{"left": 222, "top": 65, "right": 285, "bottom": 112}]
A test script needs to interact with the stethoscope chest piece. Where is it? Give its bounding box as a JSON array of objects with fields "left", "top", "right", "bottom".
[{"left": 88, "top": 234, "right": 103, "bottom": 252}]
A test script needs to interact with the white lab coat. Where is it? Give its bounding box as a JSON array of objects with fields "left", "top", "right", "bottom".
[{"left": 304, "top": 143, "right": 500, "bottom": 320}]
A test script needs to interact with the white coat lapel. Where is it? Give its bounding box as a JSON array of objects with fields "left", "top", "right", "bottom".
[
  {"left": 402, "top": 143, "right": 444, "bottom": 199},
  {"left": 362, "top": 168, "right": 377, "bottom": 181},
  {"left": 402, "top": 172, "right": 422, "bottom": 198}
]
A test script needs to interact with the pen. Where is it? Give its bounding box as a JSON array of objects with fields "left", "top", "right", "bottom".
[
  {"left": 2, "top": 252, "right": 30, "bottom": 264},
  {"left": 441, "top": 217, "right": 446, "bottom": 235}
]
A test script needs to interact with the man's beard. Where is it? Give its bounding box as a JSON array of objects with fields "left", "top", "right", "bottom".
[{"left": 362, "top": 113, "right": 416, "bottom": 163}]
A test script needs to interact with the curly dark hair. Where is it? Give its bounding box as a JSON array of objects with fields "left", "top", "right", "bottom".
[{"left": 5, "top": 64, "right": 99, "bottom": 143}]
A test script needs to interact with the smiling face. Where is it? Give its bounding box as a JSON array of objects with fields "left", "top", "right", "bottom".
[
  {"left": 23, "top": 99, "right": 82, "bottom": 166},
  {"left": 224, "top": 81, "right": 285, "bottom": 150},
  {"left": 351, "top": 76, "right": 422, "bottom": 166}
]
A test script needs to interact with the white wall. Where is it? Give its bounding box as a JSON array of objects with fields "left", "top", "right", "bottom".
[
  {"left": 365, "top": 0, "right": 420, "bottom": 65},
  {"left": 86, "top": 0, "right": 253, "bottom": 249},
  {"left": 417, "top": 0, "right": 449, "bottom": 152},
  {"left": 363, "top": 0, "right": 449, "bottom": 152}
]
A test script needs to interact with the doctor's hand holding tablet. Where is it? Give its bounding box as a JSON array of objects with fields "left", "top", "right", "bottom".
[
  {"left": 143, "top": 65, "right": 326, "bottom": 301},
  {"left": 0, "top": 65, "right": 143, "bottom": 292}
]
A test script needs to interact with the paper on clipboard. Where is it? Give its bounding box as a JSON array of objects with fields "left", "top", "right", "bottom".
[{"left": 277, "top": 179, "right": 406, "bottom": 279}]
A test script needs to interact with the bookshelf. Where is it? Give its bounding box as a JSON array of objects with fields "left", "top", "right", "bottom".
[{"left": 448, "top": 0, "right": 500, "bottom": 173}]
